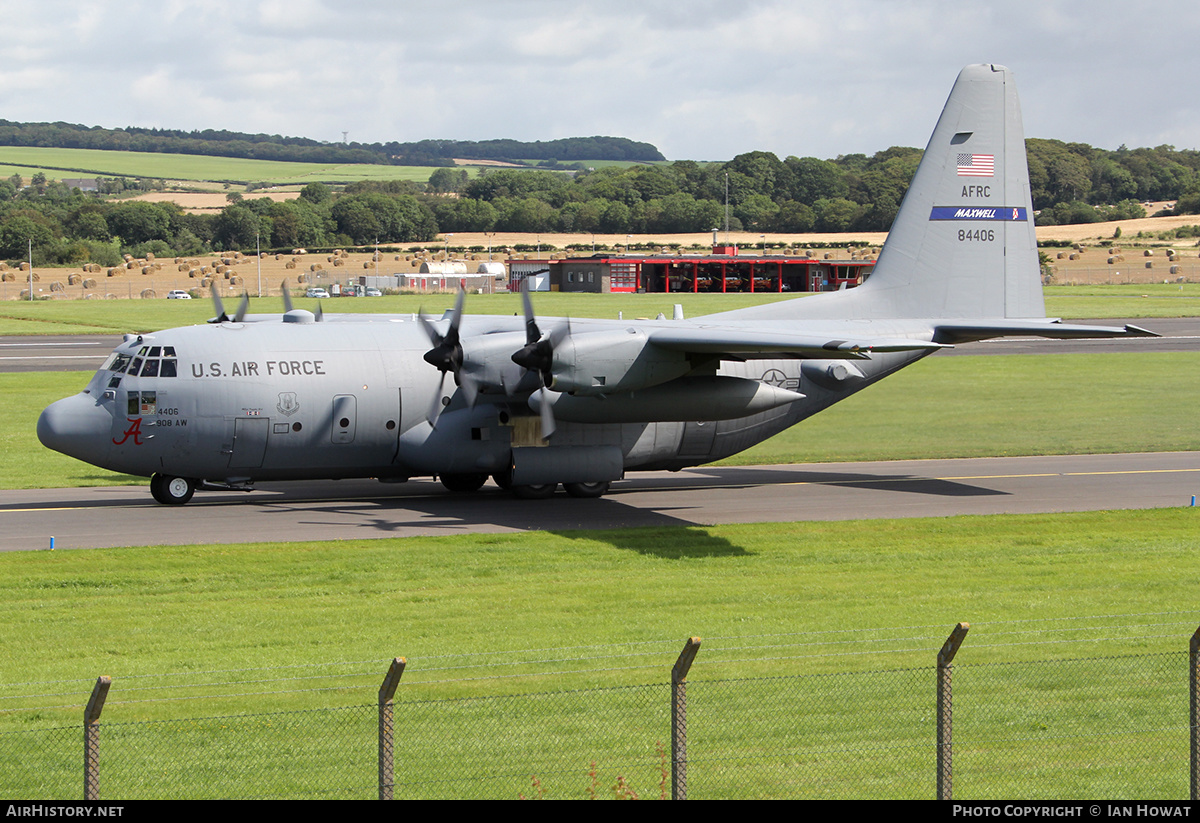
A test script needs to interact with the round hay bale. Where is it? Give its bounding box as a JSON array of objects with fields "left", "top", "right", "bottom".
[
  {"left": 1145, "top": 261, "right": 1154, "bottom": 269},
  {"left": 141, "top": 266, "right": 153, "bottom": 275},
  {"left": 83, "top": 278, "right": 96, "bottom": 289},
  {"left": 1069, "top": 253, "right": 1079, "bottom": 261},
  {"left": 1057, "top": 252, "right": 1066, "bottom": 259},
  {"left": 50, "top": 281, "right": 65, "bottom": 292},
  {"left": 105, "top": 293, "right": 117, "bottom": 300},
  {"left": 230, "top": 276, "right": 242, "bottom": 286},
  {"left": 285, "top": 260, "right": 296, "bottom": 270},
  {"left": 1108, "top": 257, "right": 1116, "bottom": 265},
  {"left": 84, "top": 293, "right": 98, "bottom": 300},
  {"left": 19, "top": 290, "right": 31, "bottom": 299},
  {"left": 1144, "top": 249, "right": 1154, "bottom": 256},
  {"left": 333, "top": 258, "right": 345, "bottom": 267},
  {"left": 19, "top": 261, "right": 29, "bottom": 271},
  {"left": 146, "top": 252, "right": 155, "bottom": 261},
  {"left": 1171, "top": 265, "right": 1181, "bottom": 275},
  {"left": 0, "top": 271, "right": 13, "bottom": 282},
  {"left": 0, "top": 262, "right": 7, "bottom": 270},
  {"left": 201, "top": 277, "right": 212, "bottom": 288},
  {"left": 188, "top": 269, "right": 198, "bottom": 278},
  {"left": 68, "top": 274, "right": 82, "bottom": 285},
  {"left": 140, "top": 288, "right": 156, "bottom": 299},
  {"left": 122, "top": 254, "right": 133, "bottom": 262},
  {"left": 106, "top": 268, "right": 119, "bottom": 277}
]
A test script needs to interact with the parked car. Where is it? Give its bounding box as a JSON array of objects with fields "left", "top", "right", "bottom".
[
  {"left": 364, "top": 287, "right": 383, "bottom": 297},
  {"left": 305, "top": 288, "right": 330, "bottom": 298},
  {"left": 166, "top": 290, "right": 192, "bottom": 300}
]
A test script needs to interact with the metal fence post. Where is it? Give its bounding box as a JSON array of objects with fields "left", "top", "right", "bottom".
[
  {"left": 1190, "top": 625, "right": 1199, "bottom": 802},
  {"left": 378, "top": 657, "right": 406, "bottom": 801},
  {"left": 937, "top": 623, "right": 969, "bottom": 800},
  {"left": 83, "top": 676, "right": 111, "bottom": 801},
  {"left": 671, "top": 636, "right": 701, "bottom": 800}
]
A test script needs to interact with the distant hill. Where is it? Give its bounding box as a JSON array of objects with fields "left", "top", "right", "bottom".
[{"left": 0, "top": 120, "right": 665, "bottom": 167}]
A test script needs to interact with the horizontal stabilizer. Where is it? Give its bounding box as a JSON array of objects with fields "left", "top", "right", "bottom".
[{"left": 934, "top": 321, "right": 1160, "bottom": 344}]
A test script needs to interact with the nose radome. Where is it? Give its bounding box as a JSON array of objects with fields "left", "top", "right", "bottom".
[{"left": 37, "top": 394, "right": 112, "bottom": 460}]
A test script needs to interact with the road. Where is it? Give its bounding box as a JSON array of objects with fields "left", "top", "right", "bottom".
[{"left": 3, "top": 452, "right": 1197, "bottom": 551}]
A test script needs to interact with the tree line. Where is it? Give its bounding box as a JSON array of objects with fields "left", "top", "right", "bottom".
[
  {"left": 0, "top": 120, "right": 663, "bottom": 167},
  {"left": 4, "top": 138, "right": 1200, "bottom": 265}
]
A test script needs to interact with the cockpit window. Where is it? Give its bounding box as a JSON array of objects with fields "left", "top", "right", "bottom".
[{"left": 111, "top": 347, "right": 178, "bottom": 378}]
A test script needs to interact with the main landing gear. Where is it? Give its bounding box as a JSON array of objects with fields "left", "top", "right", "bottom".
[
  {"left": 446, "top": 471, "right": 612, "bottom": 499},
  {"left": 149, "top": 473, "right": 196, "bottom": 505}
]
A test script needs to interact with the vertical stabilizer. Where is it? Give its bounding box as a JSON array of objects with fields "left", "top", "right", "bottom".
[{"left": 852, "top": 63, "right": 1043, "bottom": 319}]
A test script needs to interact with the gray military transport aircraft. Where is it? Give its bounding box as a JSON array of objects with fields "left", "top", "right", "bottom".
[{"left": 38, "top": 64, "right": 1154, "bottom": 504}]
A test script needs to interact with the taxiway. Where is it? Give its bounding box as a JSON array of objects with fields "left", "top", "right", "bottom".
[{"left": 4, "top": 451, "right": 1197, "bottom": 551}]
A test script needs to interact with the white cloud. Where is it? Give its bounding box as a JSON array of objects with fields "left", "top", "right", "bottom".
[{"left": 1, "top": 0, "right": 1199, "bottom": 159}]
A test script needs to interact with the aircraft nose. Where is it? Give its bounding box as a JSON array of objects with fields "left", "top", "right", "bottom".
[{"left": 38, "top": 393, "right": 112, "bottom": 460}]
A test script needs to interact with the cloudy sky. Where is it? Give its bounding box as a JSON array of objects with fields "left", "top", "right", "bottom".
[{"left": 4, "top": 0, "right": 1199, "bottom": 162}]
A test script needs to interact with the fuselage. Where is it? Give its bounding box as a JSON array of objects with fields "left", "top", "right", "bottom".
[{"left": 37, "top": 313, "right": 923, "bottom": 491}]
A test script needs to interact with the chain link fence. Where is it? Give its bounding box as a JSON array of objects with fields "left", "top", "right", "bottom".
[{"left": 3, "top": 622, "right": 1197, "bottom": 799}]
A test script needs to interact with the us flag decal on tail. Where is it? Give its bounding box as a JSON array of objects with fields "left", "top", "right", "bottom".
[{"left": 956, "top": 153, "right": 994, "bottom": 176}]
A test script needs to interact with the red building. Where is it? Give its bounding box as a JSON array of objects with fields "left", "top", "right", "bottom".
[{"left": 509, "top": 247, "right": 875, "bottom": 294}]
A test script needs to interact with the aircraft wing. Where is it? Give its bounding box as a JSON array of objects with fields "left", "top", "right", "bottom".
[
  {"left": 647, "top": 327, "right": 950, "bottom": 360},
  {"left": 933, "top": 321, "right": 1159, "bottom": 345}
]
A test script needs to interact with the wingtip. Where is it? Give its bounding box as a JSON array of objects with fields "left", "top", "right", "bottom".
[{"left": 1124, "top": 324, "right": 1160, "bottom": 338}]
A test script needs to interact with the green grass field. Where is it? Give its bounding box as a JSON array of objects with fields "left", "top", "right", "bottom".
[
  {"left": 1, "top": 510, "right": 1196, "bottom": 797},
  {"left": 0, "top": 146, "right": 441, "bottom": 186}
]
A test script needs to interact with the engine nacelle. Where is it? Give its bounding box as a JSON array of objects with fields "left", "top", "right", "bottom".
[
  {"left": 550, "top": 329, "right": 690, "bottom": 395},
  {"left": 530, "top": 376, "right": 804, "bottom": 423}
]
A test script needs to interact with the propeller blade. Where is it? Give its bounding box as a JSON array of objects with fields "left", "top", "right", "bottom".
[
  {"left": 426, "top": 371, "right": 451, "bottom": 428},
  {"left": 281, "top": 279, "right": 294, "bottom": 313},
  {"left": 539, "top": 390, "right": 556, "bottom": 440},
  {"left": 233, "top": 291, "right": 250, "bottom": 323},
  {"left": 458, "top": 370, "right": 479, "bottom": 409},
  {"left": 521, "top": 278, "right": 541, "bottom": 345},
  {"left": 209, "top": 283, "right": 229, "bottom": 323},
  {"left": 315, "top": 302, "right": 324, "bottom": 322}
]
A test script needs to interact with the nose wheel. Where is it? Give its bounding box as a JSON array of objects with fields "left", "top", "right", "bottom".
[{"left": 150, "top": 473, "right": 196, "bottom": 505}]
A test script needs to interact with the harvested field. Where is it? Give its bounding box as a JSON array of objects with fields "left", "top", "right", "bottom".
[
  {"left": 130, "top": 190, "right": 301, "bottom": 213},
  {"left": 7, "top": 210, "right": 1200, "bottom": 302}
]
